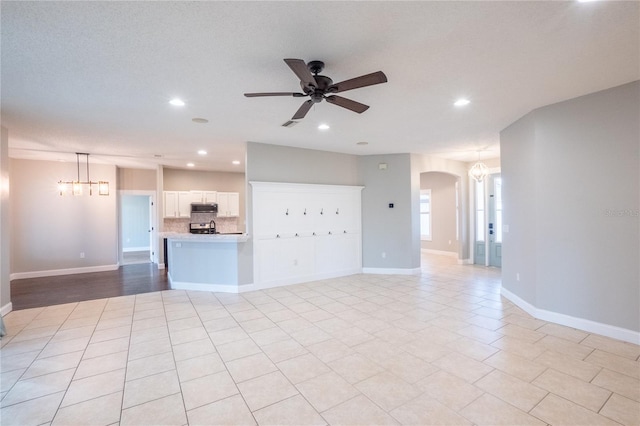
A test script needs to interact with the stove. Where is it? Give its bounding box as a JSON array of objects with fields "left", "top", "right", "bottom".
[{"left": 189, "top": 222, "right": 215, "bottom": 234}]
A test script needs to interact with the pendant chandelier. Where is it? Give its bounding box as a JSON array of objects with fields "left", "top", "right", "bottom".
[
  {"left": 468, "top": 151, "right": 489, "bottom": 183},
  {"left": 57, "top": 153, "right": 109, "bottom": 196}
]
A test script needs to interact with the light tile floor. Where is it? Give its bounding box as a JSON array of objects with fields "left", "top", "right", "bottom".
[{"left": 1, "top": 255, "right": 639, "bottom": 425}]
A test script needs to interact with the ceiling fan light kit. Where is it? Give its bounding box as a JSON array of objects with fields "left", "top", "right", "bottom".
[{"left": 244, "top": 59, "right": 387, "bottom": 121}]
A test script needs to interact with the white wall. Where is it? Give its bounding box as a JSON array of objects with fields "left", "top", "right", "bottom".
[
  {"left": 0, "top": 127, "right": 10, "bottom": 314},
  {"left": 501, "top": 81, "right": 639, "bottom": 337},
  {"left": 10, "top": 159, "right": 118, "bottom": 276}
]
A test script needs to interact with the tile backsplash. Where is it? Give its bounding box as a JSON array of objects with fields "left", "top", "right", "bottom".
[{"left": 163, "top": 216, "right": 240, "bottom": 234}]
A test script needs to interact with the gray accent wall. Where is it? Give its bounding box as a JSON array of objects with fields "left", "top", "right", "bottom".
[
  {"left": 420, "top": 172, "right": 459, "bottom": 253},
  {"left": 1, "top": 127, "right": 10, "bottom": 312},
  {"left": 501, "top": 81, "right": 640, "bottom": 332},
  {"left": 357, "top": 154, "right": 416, "bottom": 269},
  {"left": 246, "top": 142, "right": 359, "bottom": 186},
  {"left": 10, "top": 159, "right": 118, "bottom": 274}
]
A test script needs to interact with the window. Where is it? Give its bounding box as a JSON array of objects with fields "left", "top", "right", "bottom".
[
  {"left": 475, "top": 180, "right": 485, "bottom": 242},
  {"left": 420, "top": 189, "right": 431, "bottom": 241},
  {"left": 494, "top": 177, "right": 503, "bottom": 243}
]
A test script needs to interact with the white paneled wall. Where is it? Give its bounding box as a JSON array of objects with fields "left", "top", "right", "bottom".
[{"left": 251, "top": 182, "right": 363, "bottom": 288}]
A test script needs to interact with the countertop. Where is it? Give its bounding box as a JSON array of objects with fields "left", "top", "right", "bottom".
[{"left": 160, "top": 232, "right": 249, "bottom": 243}]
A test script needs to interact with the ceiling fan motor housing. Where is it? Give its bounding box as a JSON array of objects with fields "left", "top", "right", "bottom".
[{"left": 302, "top": 74, "right": 334, "bottom": 103}]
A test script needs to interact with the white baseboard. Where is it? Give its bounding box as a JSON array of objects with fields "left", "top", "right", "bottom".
[
  {"left": 168, "top": 271, "right": 255, "bottom": 294},
  {"left": 252, "top": 267, "right": 363, "bottom": 293},
  {"left": 123, "top": 247, "right": 150, "bottom": 252},
  {"left": 421, "top": 248, "right": 458, "bottom": 258},
  {"left": 501, "top": 287, "right": 640, "bottom": 345},
  {"left": 457, "top": 258, "right": 472, "bottom": 265},
  {"left": 362, "top": 267, "right": 422, "bottom": 275},
  {"left": 10, "top": 264, "right": 119, "bottom": 281},
  {"left": 1, "top": 302, "right": 12, "bottom": 316}
]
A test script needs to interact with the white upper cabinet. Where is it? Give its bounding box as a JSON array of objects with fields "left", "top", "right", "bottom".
[
  {"left": 217, "top": 192, "right": 240, "bottom": 217},
  {"left": 203, "top": 191, "right": 217, "bottom": 204},
  {"left": 189, "top": 190, "right": 217, "bottom": 204},
  {"left": 164, "top": 191, "right": 192, "bottom": 218}
]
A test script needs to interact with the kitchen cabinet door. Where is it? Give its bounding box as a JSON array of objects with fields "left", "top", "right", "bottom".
[
  {"left": 164, "top": 191, "right": 178, "bottom": 218},
  {"left": 177, "top": 191, "right": 192, "bottom": 218},
  {"left": 190, "top": 191, "right": 204, "bottom": 204},
  {"left": 203, "top": 191, "right": 217, "bottom": 203},
  {"left": 217, "top": 192, "right": 240, "bottom": 217}
]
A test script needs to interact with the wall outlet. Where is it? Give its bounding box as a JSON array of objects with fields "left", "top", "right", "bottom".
[
  {"left": 448, "top": 240, "right": 452, "bottom": 245},
  {"left": 80, "top": 252, "right": 85, "bottom": 258},
  {"left": 516, "top": 273, "right": 520, "bottom": 281},
  {"left": 381, "top": 252, "right": 386, "bottom": 259}
]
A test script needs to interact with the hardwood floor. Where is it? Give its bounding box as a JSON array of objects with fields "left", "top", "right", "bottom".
[{"left": 10, "top": 264, "right": 169, "bottom": 310}]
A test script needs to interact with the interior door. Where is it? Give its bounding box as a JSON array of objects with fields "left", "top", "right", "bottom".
[{"left": 488, "top": 174, "right": 502, "bottom": 268}]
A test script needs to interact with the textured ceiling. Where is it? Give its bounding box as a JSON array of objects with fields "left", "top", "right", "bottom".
[{"left": 2, "top": 1, "right": 638, "bottom": 171}]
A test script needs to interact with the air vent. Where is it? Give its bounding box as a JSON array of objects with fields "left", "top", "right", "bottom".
[{"left": 281, "top": 120, "right": 298, "bottom": 128}]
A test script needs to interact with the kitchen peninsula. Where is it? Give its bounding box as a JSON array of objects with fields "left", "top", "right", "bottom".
[{"left": 162, "top": 232, "right": 250, "bottom": 293}]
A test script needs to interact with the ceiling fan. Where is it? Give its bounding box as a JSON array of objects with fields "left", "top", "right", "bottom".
[{"left": 244, "top": 59, "right": 387, "bottom": 121}]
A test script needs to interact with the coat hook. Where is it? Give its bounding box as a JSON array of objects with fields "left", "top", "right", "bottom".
[
  {"left": 286, "top": 209, "right": 289, "bottom": 215},
  {"left": 304, "top": 208, "right": 307, "bottom": 215},
  {"left": 320, "top": 208, "right": 323, "bottom": 215},
  {"left": 336, "top": 208, "right": 339, "bottom": 214}
]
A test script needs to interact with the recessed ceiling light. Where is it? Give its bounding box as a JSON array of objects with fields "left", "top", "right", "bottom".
[
  {"left": 232, "top": 160, "right": 241, "bottom": 165},
  {"left": 318, "top": 123, "right": 330, "bottom": 130},
  {"left": 454, "top": 98, "right": 471, "bottom": 107},
  {"left": 356, "top": 141, "right": 369, "bottom": 146},
  {"left": 187, "top": 163, "right": 195, "bottom": 167},
  {"left": 192, "top": 118, "right": 209, "bottom": 124},
  {"left": 169, "top": 98, "right": 185, "bottom": 106},
  {"left": 197, "top": 150, "right": 207, "bottom": 155}
]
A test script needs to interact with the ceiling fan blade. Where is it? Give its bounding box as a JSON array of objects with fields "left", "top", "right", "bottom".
[
  {"left": 292, "top": 100, "right": 314, "bottom": 120},
  {"left": 327, "top": 71, "right": 387, "bottom": 93},
  {"left": 325, "top": 95, "right": 369, "bottom": 114},
  {"left": 284, "top": 59, "right": 317, "bottom": 90},
  {"left": 244, "top": 92, "right": 306, "bottom": 98}
]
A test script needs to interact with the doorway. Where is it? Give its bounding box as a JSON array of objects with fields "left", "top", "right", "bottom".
[
  {"left": 121, "top": 194, "right": 153, "bottom": 265},
  {"left": 419, "top": 172, "right": 460, "bottom": 258}
]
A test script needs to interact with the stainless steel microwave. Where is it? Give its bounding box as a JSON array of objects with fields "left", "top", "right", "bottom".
[{"left": 191, "top": 203, "right": 218, "bottom": 213}]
